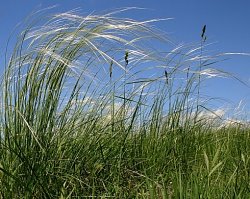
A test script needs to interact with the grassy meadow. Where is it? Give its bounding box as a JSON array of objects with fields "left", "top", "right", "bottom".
[{"left": 0, "top": 9, "right": 250, "bottom": 198}]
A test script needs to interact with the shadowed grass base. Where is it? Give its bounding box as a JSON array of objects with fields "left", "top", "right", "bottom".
[{"left": 0, "top": 122, "right": 250, "bottom": 198}]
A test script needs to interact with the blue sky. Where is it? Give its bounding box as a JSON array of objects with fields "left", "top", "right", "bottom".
[{"left": 1, "top": 0, "right": 250, "bottom": 115}]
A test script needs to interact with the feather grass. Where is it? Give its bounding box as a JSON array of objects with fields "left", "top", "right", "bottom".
[{"left": 0, "top": 8, "right": 249, "bottom": 198}]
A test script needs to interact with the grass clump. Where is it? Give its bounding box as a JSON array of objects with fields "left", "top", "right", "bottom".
[{"left": 0, "top": 8, "right": 249, "bottom": 198}]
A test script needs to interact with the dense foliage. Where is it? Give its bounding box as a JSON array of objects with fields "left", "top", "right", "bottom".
[{"left": 0, "top": 9, "right": 249, "bottom": 198}]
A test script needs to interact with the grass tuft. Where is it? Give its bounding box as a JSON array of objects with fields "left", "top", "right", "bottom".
[{"left": 0, "top": 9, "right": 249, "bottom": 198}]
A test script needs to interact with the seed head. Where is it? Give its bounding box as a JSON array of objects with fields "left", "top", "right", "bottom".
[
  {"left": 109, "top": 59, "right": 113, "bottom": 78},
  {"left": 201, "top": 25, "right": 206, "bottom": 39},
  {"left": 165, "top": 70, "right": 168, "bottom": 84},
  {"left": 125, "top": 51, "right": 129, "bottom": 66}
]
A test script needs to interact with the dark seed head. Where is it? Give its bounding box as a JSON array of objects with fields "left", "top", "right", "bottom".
[
  {"left": 201, "top": 25, "right": 206, "bottom": 38},
  {"left": 125, "top": 51, "right": 129, "bottom": 66},
  {"left": 165, "top": 70, "right": 168, "bottom": 84},
  {"left": 109, "top": 60, "right": 113, "bottom": 78}
]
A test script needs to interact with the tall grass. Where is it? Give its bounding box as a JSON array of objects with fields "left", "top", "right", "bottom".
[{"left": 0, "top": 9, "right": 249, "bottom": 198}]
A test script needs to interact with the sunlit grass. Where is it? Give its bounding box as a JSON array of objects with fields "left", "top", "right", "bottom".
[{"left": 0, "top": 8, "right": 249, "bottom": 198}]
